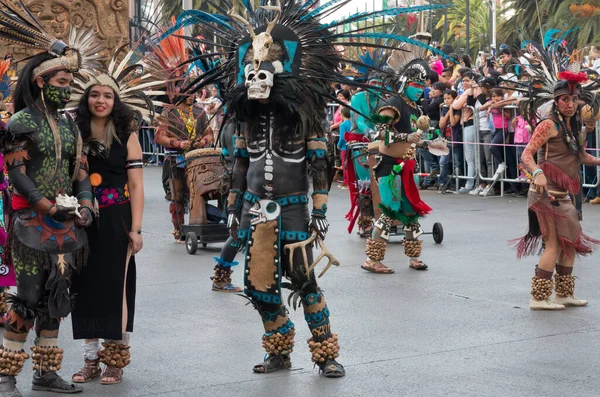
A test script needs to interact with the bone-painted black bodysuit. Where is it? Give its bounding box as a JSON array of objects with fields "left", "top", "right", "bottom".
[{"left": 228, "top": 104, "right": 338, "bottom": 365}]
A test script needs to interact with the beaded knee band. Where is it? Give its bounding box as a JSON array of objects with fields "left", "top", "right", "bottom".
[
  {"left": 307, "top": 334, "right": 340, "bottom": 364},
  {"left": 531, "top": 276, "right": 553, "bottom": 300},
  {"left": 404, "top": 239, "right": 422, "bottom": 258},
  {"left": 554, "top": 274, "right": 575, "bottom": 297},
  {"left": 211, "top": 265, "right": 233, "bottom": 285},
  {"left": 31, "top": 346, "right": 63, "bottom": 373},
  {"left": 262, "top": 328, "right": 295, "bottom": 356},
  {"left": 366, "top": 238, "right": 386, "bottom": 261},
  {"left": 99, "top": 342, "right": 131, "bottom": 369},
  {"left": 0, "top": 347, "right": 29, "bottom": 376}
]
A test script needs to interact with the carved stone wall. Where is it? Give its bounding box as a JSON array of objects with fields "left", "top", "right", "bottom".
[{"left": 1, "top": 0, "right": 129, "bottom": 57}]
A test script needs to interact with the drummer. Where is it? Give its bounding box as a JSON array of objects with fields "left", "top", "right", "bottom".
[{"left": 156, "top": 93, "right": 214, "bottom": 241}]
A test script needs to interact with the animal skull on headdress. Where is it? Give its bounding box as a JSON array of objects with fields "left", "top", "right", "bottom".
[
  {"left": 229, "top": 0, "right": 282, "bottom": 72},
  {"left": 230, "top": 0, "right": 285, "bottom": 99}
]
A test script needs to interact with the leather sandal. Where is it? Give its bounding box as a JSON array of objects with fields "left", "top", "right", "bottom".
[
  {"left": 32, "top": 371, "right": 82, "bottom": 393},
  {"left": 252, "top": 354, "right": 291, "bottom": 374},
  {"left": 361, "top": 261, "right": 394, "bottom": 274},
  {"left": 211, "top": 282, "right": 242, "bottom": 292},
  {"left": 72, "top": 359, "right": 101, "bottom": 383},
  {"left": 318, "top": 359, "right": 345, "bottom": 378},
  {"left": 100, "top": 366, "right": 123, "bottom": 385},
  {"left": 409, "top": 260, "right": 428, "bottom": 270}
]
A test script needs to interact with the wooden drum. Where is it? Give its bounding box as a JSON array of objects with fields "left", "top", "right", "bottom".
[{"left": 184, "top": 148, "right": 225, "bottom": 225}]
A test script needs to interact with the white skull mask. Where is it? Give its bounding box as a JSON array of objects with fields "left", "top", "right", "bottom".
[
  {"left": 245, "top": 65, "right": 274, "bottom": 99},
  {"left": 244, "top": 61, "right": 284, "bottom": 100}
]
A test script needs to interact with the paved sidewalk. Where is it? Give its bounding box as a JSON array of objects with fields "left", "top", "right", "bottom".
[{"left": 7, "top": 167, "right": 600, "bottom": 397}]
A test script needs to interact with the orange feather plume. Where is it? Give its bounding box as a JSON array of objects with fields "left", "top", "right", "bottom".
[{"left": 153, "top": 17, "right": 188, "bottom": 70}]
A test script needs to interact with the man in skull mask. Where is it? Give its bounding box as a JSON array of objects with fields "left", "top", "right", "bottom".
[
  {"left": 223, "top": 4, "right": 345, "bottom": 378},
  {"left": 0, "top": 43, "right": 93, "bottom": 395}
]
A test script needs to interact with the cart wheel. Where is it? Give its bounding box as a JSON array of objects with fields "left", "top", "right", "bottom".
[
  {"left": 186, "top": 232, "right": 198, "bottom": 255},
  {"left": 432, "top": 222, "right": 444, "bottom": 244}
]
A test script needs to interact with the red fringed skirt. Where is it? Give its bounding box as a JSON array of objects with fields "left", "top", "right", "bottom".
[{"left": 513, "top": 188, "right": 600, "bottom": 259}]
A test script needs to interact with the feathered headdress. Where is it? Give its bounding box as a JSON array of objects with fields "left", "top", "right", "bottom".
[
  {"left": 519, "top": 29, "right": 600, "bottom": 124},
  {"left": 160, "top": 0, "right": 452, "bottom": 123},
  {"left": 68, "top": 39, "right": 169, "bottom": 123},
  {"left": 385, "top": 32, "right": 439, "bottom": 92},
  {"left": 0, "top": 0, "right": 104, "bottom": 79}
]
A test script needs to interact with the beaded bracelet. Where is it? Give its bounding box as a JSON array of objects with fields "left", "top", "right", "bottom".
[{"left": 532, "top": 169, "right": 544, "bottom": 178}]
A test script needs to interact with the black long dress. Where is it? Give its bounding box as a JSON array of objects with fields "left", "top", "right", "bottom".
[{"left": 71, "top": 139, "right": 136, "bottom": 340}]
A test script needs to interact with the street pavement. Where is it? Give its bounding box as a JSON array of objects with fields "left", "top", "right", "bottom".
[{"left": 7, "top": 166, "right": 600, "bottom": 397}]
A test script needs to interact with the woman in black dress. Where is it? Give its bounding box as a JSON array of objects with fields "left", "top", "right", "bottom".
[{"left": 70, "top": 83, "right": 144, "bottom": 385}]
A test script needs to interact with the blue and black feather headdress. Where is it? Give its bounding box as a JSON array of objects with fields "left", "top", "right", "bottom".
[{"left": 161, "top": 0, "right": 451, "bottom": 125}]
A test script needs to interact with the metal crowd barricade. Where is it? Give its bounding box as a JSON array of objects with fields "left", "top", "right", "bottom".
[
  {"left": 139, "top": 125, "right": 164, "bottom": 164},
  {"left": 435, "top": 104, "right": 475, "bottom": 193},
  {"left": 473, "top": 104, "right": 600, "bottom": 196},
  {"left": 474, "top": 104, "right": 524, "bottom": 197},
  {"left": 581, "top": 119, "right": 600, "bottom": 192}
]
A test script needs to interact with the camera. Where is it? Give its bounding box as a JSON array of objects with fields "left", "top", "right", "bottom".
[{"left": 486, "top": 59, "right": 495, "bottom": 68}]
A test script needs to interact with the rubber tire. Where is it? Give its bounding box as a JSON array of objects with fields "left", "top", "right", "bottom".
[
  {"left": 432, "top": 222, "right": 444, "bottom": 244},
  {"left": 186, "top": 232, "right": 198, "bottom": 255}
]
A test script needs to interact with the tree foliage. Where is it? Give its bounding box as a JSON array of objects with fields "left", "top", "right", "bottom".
[
  {"left": 432, "top": 0, "right": 491, "bottom": 54},
  {"left": 499, "top": 0, "right": 600, "bottom": 48}
]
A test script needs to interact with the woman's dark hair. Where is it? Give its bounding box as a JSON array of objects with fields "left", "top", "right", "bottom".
[
  {"left": 13, "top": 52, "right": 60, "bottom": 113},
  {"left": 340, "top": 107, "right": 351, "bottom": 118},
  {"left": 448, "top": 54, "right": 459, "bottom": 65},
  {"left": 488, "top": 69, "right": 501, "bottom": 80},
  {"left": 75, "top": 85, "right": 135, "bottom": 145},
  {"left": 338, "top": 89, "right": 351, "bottom": 101},
  {"left": 462, "top": 54, "right": 473, "bottom": 69},
  {"left": 432, "top": 82, "right": 446, "bottom": 92},
  {"left": 457, "top": 67, "right": 471, "bottom": 77},
  {"left": 443, "top": 89, "right": 458, "bottom": 99},
  {"left": 428, "top": 70, "right": 439, "bottom": 84},
  {"left": 462, "top": 71, "right": 477, "bottom": 81},
  {"left": 491, "top": 88, "right": 505, "bottom": 97}
]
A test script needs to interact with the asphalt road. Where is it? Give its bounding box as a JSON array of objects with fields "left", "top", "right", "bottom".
[{"left": 7, "top": 166, "right": 600, "bottom": 397}]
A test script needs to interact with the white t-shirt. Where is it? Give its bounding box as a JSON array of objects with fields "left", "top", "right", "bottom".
[{"left": 476, "top": 98, "right": 490, "bottom": 131}]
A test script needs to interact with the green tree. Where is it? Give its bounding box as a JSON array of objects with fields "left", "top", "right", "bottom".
[
  {"left": 498, "top": 0, "right": 560, "bottom": 46},
  {"left": 433, "top": 0, "right": 491, "bottom": 54},
  {"left": 550, "top": 1, "right": 600, "bottom": 47}
]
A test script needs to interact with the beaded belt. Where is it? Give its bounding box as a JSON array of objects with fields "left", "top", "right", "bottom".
[
  {"left": 528, "top": 188, "right": 570, "bottom": 200},
  {"left": 237, "top": 228, "right": 310, "bottom": 242},
  {"left": 95, "top": 184, "right": 130, "bottom": 208},
  {"left": 243, "top": 191, "right": 308, "bottom": 206}
]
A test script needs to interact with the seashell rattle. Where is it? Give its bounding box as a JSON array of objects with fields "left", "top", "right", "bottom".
[{"left": 56, "top": 194, "right": 82, "bottom": 218}]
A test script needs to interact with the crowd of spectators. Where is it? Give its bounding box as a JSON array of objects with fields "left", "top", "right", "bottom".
[{"left": 328, "top": 44, "right": 600, "bottom": 203}]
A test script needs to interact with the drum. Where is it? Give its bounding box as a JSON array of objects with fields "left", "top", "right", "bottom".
[{"left": 184, "top": 148, "right": 226, "bottom": 225}]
